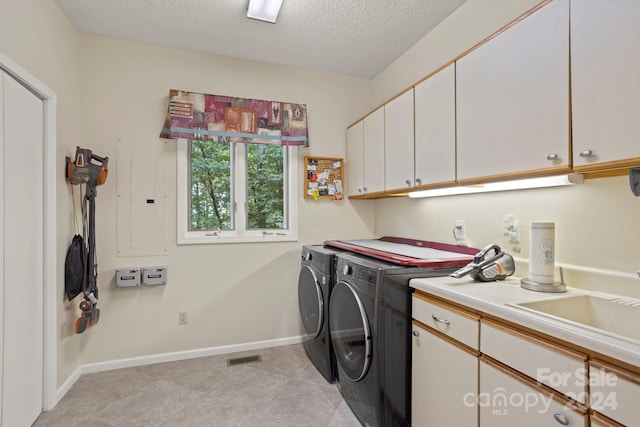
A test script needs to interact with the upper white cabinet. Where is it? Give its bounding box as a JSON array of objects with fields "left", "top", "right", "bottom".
[
  {"left": 571, "top": 0, "right": 640, "bottom": 171},
  {"left": 346, "top": 120, "right": 364, "bottom": 197},
  {"left": 414, "top": 63, "right": 456, "bottom": 186},
  {"left": 384, "top": 89, "right": 414, "bottom": 190},
  {"left": 346, "top": 106, "right": 385, "bottom": 197},
  {"left": 456, "top": 0, "right": 570, "bottom": 182}
]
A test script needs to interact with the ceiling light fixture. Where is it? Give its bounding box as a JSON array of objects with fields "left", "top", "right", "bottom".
[
  {"left": 407, "top": 174, "right": 584, "bottom": 199},
  {"left": 247, "top": 0, "right": 284, "bottom": 24}
]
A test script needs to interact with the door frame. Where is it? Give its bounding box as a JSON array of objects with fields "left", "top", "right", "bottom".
[{"left": 0, "top": 51, "right": 57, "bottom": 411}]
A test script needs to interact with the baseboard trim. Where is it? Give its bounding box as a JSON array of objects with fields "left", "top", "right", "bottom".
[{"left": 54, "top": 335, "right": 303, "bottom": 406}]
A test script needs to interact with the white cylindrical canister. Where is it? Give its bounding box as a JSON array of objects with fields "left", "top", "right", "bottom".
[{"left": 529, "top": 221, "right": 555, "bottom": 284}]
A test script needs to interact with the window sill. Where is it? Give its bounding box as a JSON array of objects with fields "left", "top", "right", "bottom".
[{"left": 177, "top": 234, "right": 298, "bottom": 245}]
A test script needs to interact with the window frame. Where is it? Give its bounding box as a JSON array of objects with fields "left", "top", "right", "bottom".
[{"left": 176, "top": 138, "right": 298, "bottom": 244}]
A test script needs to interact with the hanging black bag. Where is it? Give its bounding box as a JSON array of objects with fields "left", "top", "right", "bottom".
[{"left": 64, "top": 234, "right": 86, "bottom": 301}]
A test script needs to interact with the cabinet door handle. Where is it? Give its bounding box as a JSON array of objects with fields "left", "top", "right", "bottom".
[
  {"left": 431, "top": 314, "right": 450, "bottom": 325},
  {"left": 415, "top": 178, "right": 422, "bottom": 185},
  {"left": 579, "top": 149, "right": 593, "bottom": 158},
  {"left": 405, "top": 179, "right": 411, "bottom": 186},
  {"left": 546, "top": 153, "right": 558, "bottom": 161},
  {"left": 553, "top": 413, "right": 569, "bottom": 425},
  {"left": 412, "top": 330, "right": 419, "bottom": 337},
  {"left": 363, "top": 187, "right": 368, "bottom": 192}
]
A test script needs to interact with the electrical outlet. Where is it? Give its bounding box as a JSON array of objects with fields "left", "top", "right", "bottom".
[
  {"left": 178, "top": 312, "right": 188, "bottom": 325},
  {"left": 509, "top": 220, "right": 520, "bottom": 243},
  {"left": 454, "top": 220, "right": 466, "bottom": 241}
]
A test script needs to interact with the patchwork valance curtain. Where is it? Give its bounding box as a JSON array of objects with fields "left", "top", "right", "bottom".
[{"left": 160, "top": 89, "right": 309, "bottom": 146}]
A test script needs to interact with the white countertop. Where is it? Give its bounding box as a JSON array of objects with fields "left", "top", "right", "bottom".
[{"left": 410, "top": 276, "right": 640, "bottom": 368}]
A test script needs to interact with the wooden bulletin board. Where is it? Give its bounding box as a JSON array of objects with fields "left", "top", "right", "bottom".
[{"left": 304, "top": 156, "right": 344, "bottom": 200}]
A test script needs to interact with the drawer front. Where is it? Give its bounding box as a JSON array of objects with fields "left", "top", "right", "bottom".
[
  {"left": 481, "top": 321, "right": 587, "bottom": 403},
  {"left": 589, "top": 363, "right": 640, "bottom": 426},
  {"left": 480, "top": 359, "right": 587, "bottom": 427},
  {"left": 412, "top": 295, "right": 479, "bottom": 350},
  {"left": 590, "top": 412, "right": 625, "bottom": 427}
]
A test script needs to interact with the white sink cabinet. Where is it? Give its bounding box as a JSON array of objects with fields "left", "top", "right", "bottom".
[{"left": 410, "top": 278, "right": 640, "bottom": 426}]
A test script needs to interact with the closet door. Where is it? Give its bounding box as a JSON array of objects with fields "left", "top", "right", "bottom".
[{"left": 1, "top": 70, "right": 44, "bottom": 427}]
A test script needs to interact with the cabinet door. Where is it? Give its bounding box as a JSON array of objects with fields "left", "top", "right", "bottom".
[
  {"left": 456, "top": 0, "right": 569, "bottom": 182},
  {"left": 346, "top": 121, "right": 364, "bottom": 197},
  {"left": 572, "top": 0, "right": 640, "bottom": 170},
  {"left": 412, "top": 324, "right": 478, "bottom": 426},
  {"left": 384, "top": 89, "right": 414, "bottom": 190},
  {"left": 363, "top": 106, "right": 385, "bottom": 194},
  {"left": 414, "top": 63, "right": 456, "bottom": 186},
  {"left": 479, "top": 359, "right": 587, "bottom": 427}
]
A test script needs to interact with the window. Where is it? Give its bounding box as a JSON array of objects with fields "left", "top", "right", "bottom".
[{"left": 177, "top": 138, "right": 298, "bottom": 243}]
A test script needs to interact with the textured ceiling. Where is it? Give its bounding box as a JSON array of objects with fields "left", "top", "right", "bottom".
[{"left": 55, "top": 0, "right": 467, "bottom": 79}]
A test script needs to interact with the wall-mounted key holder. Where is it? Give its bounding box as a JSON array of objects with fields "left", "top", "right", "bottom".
[
  {"left": 142, "top": 266, "right": 167, "bottom": 286},
  {"left": 304, "top": 156, "right": 344, "bottom": 201}
]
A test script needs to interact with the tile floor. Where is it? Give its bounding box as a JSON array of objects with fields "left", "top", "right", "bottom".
[{"left": 33, "top": 344, "right": 362, "bottom": 427}]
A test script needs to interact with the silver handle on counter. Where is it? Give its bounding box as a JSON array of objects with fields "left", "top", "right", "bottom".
[
  {"left": 431, "top": 314, "right": 450, "bottom": 325},
  {"left": 553, "top": 413, "right": 569, "bottom": 425},
  {"left": 546, "top": 153, "right": 558, "bottom": 161},
  {"left": 579, "top": 149, "right": 593, "bottom": 158}
]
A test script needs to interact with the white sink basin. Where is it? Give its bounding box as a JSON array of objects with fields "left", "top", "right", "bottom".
[{"left": 508, "top": 292, "right": 640, "bottom": 346}]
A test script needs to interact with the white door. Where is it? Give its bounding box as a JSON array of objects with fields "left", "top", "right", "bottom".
[{"left": 1, "top": 70, "right": 44, "bottom": 426}]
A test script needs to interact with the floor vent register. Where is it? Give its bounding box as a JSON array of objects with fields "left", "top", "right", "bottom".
[{"left": 226, "top": 354, "right": 262, "bottom": 366}]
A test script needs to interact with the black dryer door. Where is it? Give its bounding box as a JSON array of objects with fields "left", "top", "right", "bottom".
[
  {"left": 298, "top": 265, "right": 323, "bottom": 340},
  {"left": 329, "top": 280, "right": 371, "bottom": 381}
]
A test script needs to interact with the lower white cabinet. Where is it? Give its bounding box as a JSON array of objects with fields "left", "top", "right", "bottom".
[
  {"left": 479, "top": 358, "right": 587, "bottom": 427},
  {"left": 411, "top": 323, "right": 478, "bottom": 426},
  {"left": 589, "top": 360, "right": 640, "bottom": 427},
  {"left": 411, "top": 290, "right": 637, "bottom": 426}
]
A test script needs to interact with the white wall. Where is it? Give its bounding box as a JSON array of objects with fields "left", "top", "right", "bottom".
[
  {"left": 372, "top": 0, "right": 640, "bottom": 297},
  {"left": 0, "top": 0, "right": 83, "bottom": 387},
  {"left": 372, "top": 0, "right": 543, "bottom": 106},
  {"left": 75, "top": 35, "right": 375, "bottom": 364},
  {"left": 2, "top": 0, "right": 375, "bottom": 391}
]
